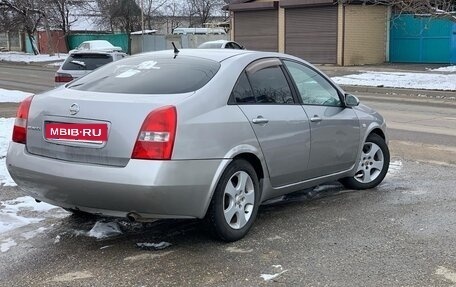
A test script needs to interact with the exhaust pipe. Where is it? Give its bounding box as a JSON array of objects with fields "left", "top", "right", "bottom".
[{"left": 126, "top": 212, "right": 141, "bottom": 222}]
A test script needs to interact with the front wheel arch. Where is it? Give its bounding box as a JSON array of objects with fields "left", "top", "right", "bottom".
[{"left": 340, "top": 133, "right": 390, "bottom": 190}]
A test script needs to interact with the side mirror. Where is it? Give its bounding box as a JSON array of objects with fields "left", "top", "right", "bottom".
[{"left": 345, "top": 94, "right": 360, "bottom": 107}]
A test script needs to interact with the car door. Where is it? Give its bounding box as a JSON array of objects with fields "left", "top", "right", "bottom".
[
  {"left": 283, "top": 60, "right": 360, "bottom": 178},
  {"left": 233, "top": 58, "right": 311, "bottom": 187}
]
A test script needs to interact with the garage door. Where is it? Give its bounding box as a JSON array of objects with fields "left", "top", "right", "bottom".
[
  {"left": 234, "top": 10, "right": 278, "bottom": 52},
  {"left": 285, "top": 6, "right": 337, "bottom": 64}
]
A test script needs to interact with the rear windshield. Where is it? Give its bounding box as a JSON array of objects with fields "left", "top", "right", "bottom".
[
  {"left": 62, "top": 53, "right": 113, "bottom": 70},
  {"left": 67, "top": 55, "right": 221, "bottom": 94}
]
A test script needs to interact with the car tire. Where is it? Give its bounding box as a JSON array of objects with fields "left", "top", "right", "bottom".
[
  {"left": 340, "top": 133, "right": 390, "bottom": 190},
  {"left": 206, "top": 159, "right": 260, "bottom": 242}
]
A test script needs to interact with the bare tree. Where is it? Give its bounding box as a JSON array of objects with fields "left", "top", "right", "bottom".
[
  {"left": 186, "top": 0, "right": 224, "bottom": 27},
  {"left": 141, "top": 0, "right": 169, "bottom": 30},
  {"left": 0, "top": 0, "right": 46, "bottom": 54},
  {"left": 344, "top": 0, "right": 456, "bottom": 21}
]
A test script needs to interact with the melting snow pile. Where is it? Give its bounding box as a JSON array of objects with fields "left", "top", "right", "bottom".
[
  {"left": 0, "top": 196, "right": 58, "bottom": 234},
  {"left": 87, "top": 221, "right": 123, "bottom": 239},
  {"left": 430, "top": 66, "right": 456, "bottom": 72},
  {"left": 332, "top": 71, "right": 456, "bottom": 91},
  {"left": 0, "top": 52, "right": 67, "bottom": 63}
]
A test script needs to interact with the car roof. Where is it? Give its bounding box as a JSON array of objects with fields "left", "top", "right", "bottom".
[
  {"left": 202, "top": 40, "right": 230, "bottom": 44},
  {"left": 82, "top": 40, "right": 113, "bottom": 45},
  {"left": 69, "top": 50, "right": 124, "bottom": 56},
  {"left": 138, "top": 48, "right": 260, "bottom": 62}
]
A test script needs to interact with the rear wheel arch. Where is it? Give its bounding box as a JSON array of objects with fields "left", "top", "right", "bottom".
[
  {"left": 232, "top": 153, "right": 264, "bottom": 183},
  {"left": 202, "top": 152, "right": 265, "bottom": 219}
]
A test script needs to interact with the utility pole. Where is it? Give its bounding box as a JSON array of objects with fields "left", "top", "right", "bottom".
[{"left": 141, "top": 0, "right": 145, "bottom": 52}]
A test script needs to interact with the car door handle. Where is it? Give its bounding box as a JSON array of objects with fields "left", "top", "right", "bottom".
[
  {"left": 310, "top": 115, "right": 322, "bottom": 122},
  {"left": 252, "top": 117, "right": 269, "bottom": 124}
]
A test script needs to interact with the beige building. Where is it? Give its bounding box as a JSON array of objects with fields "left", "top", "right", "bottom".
[{"left": 227, "top": 0, "right": 388, "bottom": 66}]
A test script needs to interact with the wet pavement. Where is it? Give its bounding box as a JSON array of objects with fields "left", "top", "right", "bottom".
[
  {"left": 1, "top": 159, "right": 456, "bottom": 286},
  {"left": 1, "top": 62, "right": 456, "bottom": 286}
]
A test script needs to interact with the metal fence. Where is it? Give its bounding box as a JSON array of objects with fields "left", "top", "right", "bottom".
[{"left": 0, "top": 31, "right": 22, "bottom": 51}]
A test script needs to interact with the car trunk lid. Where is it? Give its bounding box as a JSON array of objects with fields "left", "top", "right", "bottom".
[{"left": 26, "top": 88, "right": 192, "bottom": 167}]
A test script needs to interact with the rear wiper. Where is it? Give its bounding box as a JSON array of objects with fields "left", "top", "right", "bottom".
[{"left": 70, "top": 60, "right": 86, "bottom": 69}]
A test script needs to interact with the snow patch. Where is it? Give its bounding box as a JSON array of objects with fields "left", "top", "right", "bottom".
[
  {"left": 332, "top": 71, "right": 456, "bottom": 91},
  {"left": 21, "top": 227, "right": 47, "bottom": 240},
  {"left": 0, "top": 89, "right": 33, "bottom": 103},
  {"left": 0, "top": 118, "right": 16, "bottom": 186},
  {"left": 267, "top": 235, "right": 283, "bottom": 241},
  {"left": 87, "top": 221, "right": 122, "bottom": 239},
  {"left": 260, "top": 265, "right": 288, "bottom": 281},
  {"left": 387, "top": 160, "right": 403, "bottom": 176},
  {"left": 0, "top": 52, "right": 68, "bottom": 63},
  {"left": 47, "top": 61, "right": 64, "bottom": 67},
  {"left": 136, "top": 241, "right": 172, "bottom": 250},
  {"left": 123, "top": 251, "right": 174, "bottom": 262},
  {"left": 0, "top": 238, "right": 17, "bottom": 252},
  {"left": 50, "top": 271, "right": 94, "bottom": 283},
  {"left": 430, "top": 66, "right": 456, "bottom": 72},
  {"left": 0, "top": 196, "right": 58, "bottom": 234},
  {"left": 436, "top": 266, "right": 456, "bottom": 283},
  {"left": 54, "top": 235, "right": 61, "bottom": 244},
  {"left": 226, "top": 246, "right": 253, "bottom": 253}
]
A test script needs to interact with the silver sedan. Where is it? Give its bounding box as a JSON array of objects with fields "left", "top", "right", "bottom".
[{"left": 6, "top": 49, "right": 389, "bottom": 241}]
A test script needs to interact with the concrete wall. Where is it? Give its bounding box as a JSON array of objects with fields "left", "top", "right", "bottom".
[
  {"left": 343, "top": 5, "right": 387, "bottom": 65},
  {"left": 0, "top": 31, "right": 23, "bottom": 52},
  {"left": 131, "top": 34, "right": 229, "bottom": 54}
]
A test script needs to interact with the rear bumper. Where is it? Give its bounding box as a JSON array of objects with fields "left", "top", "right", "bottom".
[{"left": 6, "top": 142, "right": 228, "bottom": 219}]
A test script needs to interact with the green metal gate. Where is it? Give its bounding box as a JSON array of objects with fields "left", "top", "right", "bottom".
[
  {"left": 390, "top": 14, "right": 456, "bottom": 64},
  {"left": 68, "top": 34, "right": 129, "bottom": 53}
]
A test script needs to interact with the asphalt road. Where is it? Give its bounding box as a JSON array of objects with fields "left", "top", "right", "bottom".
[
  {"left": 0, "top": 62, "right": 56, "bottom": 94},
  {"left": 1, "top": 63, "right": 456, "bottom": 286}
]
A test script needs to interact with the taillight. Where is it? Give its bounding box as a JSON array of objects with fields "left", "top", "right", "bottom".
[
  {"left": 55, "top": 72, "right": 73, "bottom": 83},
  {"left": 12, "top": 96, "right": 34, "bottom": 144},
  {"left": 132, "top": 106, "right": 177, "bottom": 160}
]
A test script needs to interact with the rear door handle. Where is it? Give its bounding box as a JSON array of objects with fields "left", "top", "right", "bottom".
[
  {"left": 252, "top": 117, "right": 269, "bottom": 124},
  {"left": 310, "top": 115, "right": 322, "bottom": 122}
]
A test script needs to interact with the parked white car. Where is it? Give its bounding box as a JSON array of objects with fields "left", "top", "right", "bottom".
[
  {"left": 69, "top": 40, "right": 122, "bottom": 54},
  {"left": 198, "top": 40, "right": 244, "bottom": 50},
  {"left": 55, "top": 50, "right": 127, "bottom": 84}
]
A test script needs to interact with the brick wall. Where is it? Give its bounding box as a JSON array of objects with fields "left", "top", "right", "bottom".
[{"left": 343, "top": 5, "right": 387, "bottom": 65}]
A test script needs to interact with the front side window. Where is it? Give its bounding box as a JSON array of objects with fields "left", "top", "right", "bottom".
[
  {"left": 284, "top": 60, "right": 342, "bottom": 106},
  {"left": 247, "top": 66, "right": 294, "bottom": 104}
]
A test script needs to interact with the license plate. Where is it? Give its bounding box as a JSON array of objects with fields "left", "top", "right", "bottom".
[{"left": 45, "top": 123, "right": 108, "bottom": 142}]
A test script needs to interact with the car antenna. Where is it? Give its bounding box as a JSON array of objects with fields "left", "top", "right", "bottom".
[{"left": 171, "top": 42, "right": 179, "bottom": 59}]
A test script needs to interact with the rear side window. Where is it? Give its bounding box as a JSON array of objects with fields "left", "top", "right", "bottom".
[
  {"left": 248, "top": 66, "right": 294, "bottom": 104},
  {"left": 68, "top": 55, "right": 221, "bottom": 94},
  {"left": 232, "top": 73, "right": 254, "bottom": 103},
  {"left": 62, "top": 54, "right": 113, "bottom": 70}
]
